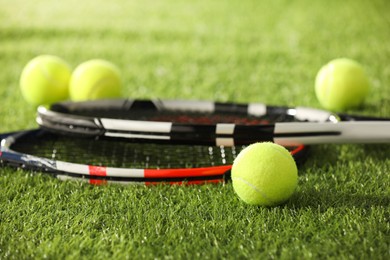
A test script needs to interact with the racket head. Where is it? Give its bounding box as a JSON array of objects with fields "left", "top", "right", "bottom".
[
  {"left": 38, "top": 99, "right": 390, "bottom": 146},
  {"left": 0, "top": 129, "right": 308, "bottom": 185},
  {"left": 37, "top": 99, "right": 337, "bottom": 146}
]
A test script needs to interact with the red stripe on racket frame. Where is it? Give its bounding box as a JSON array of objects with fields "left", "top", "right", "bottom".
[
  {"left": 89, "top": 165, "right": 107, "bottom": 176},
  {"left": 143, "top": 165, "right": 231, "bottom": 178}
]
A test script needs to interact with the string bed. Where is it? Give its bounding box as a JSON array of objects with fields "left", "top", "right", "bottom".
[{"left": 10, "top": 131, "right": 244, "bottom": 169}]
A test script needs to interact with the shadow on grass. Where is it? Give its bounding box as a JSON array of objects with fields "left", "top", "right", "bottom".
[
  {"left": 292, "top": 188, "right": 390, "bottom": 210},
  {"left": 294, "top": 144, "right": 389, "bottom": 210}
]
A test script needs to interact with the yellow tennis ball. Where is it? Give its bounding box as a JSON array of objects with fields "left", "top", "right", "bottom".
[
  {"left": 231, "top": 142, "right": 298, "bottom": 206},
  {"left": 315, "top": 58, "right": 370, "bottom": 111},
  {"left": 69, "top": 59, "right": 122, "bottom": 101},
  {"left": 20, "top": 55, "right": 72, "bottom": 106}
]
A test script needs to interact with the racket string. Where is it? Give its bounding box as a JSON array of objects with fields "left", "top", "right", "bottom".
[
  {"left": 149, "top": 112, "right": 295, "bottom": 125},
  {"left": 68, "top": 109, "right": 296, "bottom": 125},
  {"left": 11, "top": 133, "right": 245, "bottom": 169},
  {"left": 9, "top": 130, "right": 305, "bottom": 170}
]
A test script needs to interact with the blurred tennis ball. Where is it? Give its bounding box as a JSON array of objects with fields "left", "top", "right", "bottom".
[
  {"left": 315, "top": 58, "right": 370, "bottom": 111},
  {"left": 70, "top": 59, "right": 122, "bottom": 101},
  {"left": 20, "top": 55, "right": 72, "bottom": 106},
  {"left": 231, "top": 142, "right": 298, "bottom": 207}
]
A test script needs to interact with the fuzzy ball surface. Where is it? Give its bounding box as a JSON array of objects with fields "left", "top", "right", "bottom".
[
  {"left": 20, "top": 55, "right": 72, "bottom": 106},
  {"left": 315, "top": 58, "right": 370, "bottom": 111},
  {"left": 69, "top": 59, "right": 122, "bottom": 101},
  {"left": 232, "top": 142, "right": 298, "bottom": 206}
]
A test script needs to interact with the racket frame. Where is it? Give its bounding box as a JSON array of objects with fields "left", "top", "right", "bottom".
[
  {"left": 37, "top": 99, "right": 390, "bottom": 145},
  {"left": 0, "top": 129, "right": 308, "bottom": 185}
]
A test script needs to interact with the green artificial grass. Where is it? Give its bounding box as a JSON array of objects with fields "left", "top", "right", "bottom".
[{"left": 0, "top": 0, "right": 389, "bottom": 258}]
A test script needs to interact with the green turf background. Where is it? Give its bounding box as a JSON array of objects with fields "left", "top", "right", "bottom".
[{"left": 0, "top": 0, "right": 389, "bottom": 258}]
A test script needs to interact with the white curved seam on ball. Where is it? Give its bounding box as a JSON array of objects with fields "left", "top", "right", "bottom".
[
  {"left": 88, "top": 77, "right": 115, "bottom": 97},
  {"left": 39, "top": 64, "right": 63, "bottom": 88},
  {"left": 232, "top": 176, "right": 274, "bottom": 204},
  {"left": 269, "top": 145, "right": 294, "bottom": 162}
]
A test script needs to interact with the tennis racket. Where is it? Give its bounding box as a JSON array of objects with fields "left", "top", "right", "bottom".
[
  {"left": 37, "top": 99, "right": 390, "bottom": 146},
  {"left": 0, "top": 129, "right": 308, "bottom": 186}
]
